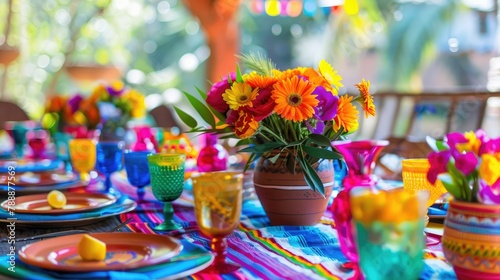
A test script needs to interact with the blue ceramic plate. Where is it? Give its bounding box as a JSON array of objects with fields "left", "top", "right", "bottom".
[
  {"left": 428, "top": 203, "right": 448, "bottom": 220},
  {"left": 0, "top": 158, "right": 61, "bottom": 173}
]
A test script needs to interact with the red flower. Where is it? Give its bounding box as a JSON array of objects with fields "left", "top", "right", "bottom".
[
  {"left": 246, "top": 87, "right": 275, "bottom": 121},
  {"left": 227, "top": 109, "right": 258, "bottom": 139}
]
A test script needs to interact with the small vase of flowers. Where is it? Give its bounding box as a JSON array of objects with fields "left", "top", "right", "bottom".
[{"left": 426, "top": 129, "right": 500, "bottom": 279}]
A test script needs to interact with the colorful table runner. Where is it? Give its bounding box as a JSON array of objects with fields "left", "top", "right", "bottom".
[{"left": 111, "top": 172, "right": 457, "bottom": 280}]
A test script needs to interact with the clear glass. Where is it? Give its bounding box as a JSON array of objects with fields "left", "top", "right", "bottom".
[
  {"left": 68, "top": 138, "right": 96, "bottom": 183},
  {"left": 191, "top": 171, "right": 243, "bottom": 274},
  {"left": 147, "top": 153, "right": 186, "bottom": 230}
]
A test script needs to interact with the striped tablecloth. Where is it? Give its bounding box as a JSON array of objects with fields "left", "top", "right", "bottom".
[{"left": 112, "top": 172, "right": 457, "bottom": 280}]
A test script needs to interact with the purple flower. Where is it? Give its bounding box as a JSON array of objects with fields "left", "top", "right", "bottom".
[
  {"left": 68, "top": 94, "right": 83, "bottom": 114},
  {"left": 427, "top": 151, "right": 451, "bottom": 184},
  {"left": 478, "top": 179, "right": 500, "bottom": 205},
  {"left": 306, "top": 119, "right": 325, "bottom": 134},
  {"left": 312, "top": 86, "right": 338, "bottom": 121},
  {"left": 106, "top": 83, "right": 124, "bottom": 97},
  {"left": 453, "top": 150, "right": 478, "bottom": 176}
]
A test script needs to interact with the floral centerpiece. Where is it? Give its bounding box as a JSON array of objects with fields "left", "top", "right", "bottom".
[
  {"left": 426, "top": 129, "right": 500, "bottom": 204},
  {"left": 43, "top": 81, "right": 146, "bottom": 139},
  {"left": 175, "top": 53, "right": 376, "bottom": 195},
  {"left": 84, "top": 81, "right": 146, "bottom": 138},
  {"left": 43, "top": 94, "right": 89, "bottom": 136}
]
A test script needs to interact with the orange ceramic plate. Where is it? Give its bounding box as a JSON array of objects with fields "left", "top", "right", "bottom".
[
  {"left": 1, "top": 193, "right": 117, "bottom": 214},
  {"left": 18, "top": 232, "right": 183, "bottom": 272},
  {"left": 0, "top": 171, "right": 78, "bottom": 186}
]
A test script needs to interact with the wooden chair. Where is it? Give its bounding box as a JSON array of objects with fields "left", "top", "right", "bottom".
[
  {"left": 0, "top": 100, "right": 30, "bottom": 130},
  {"left": 149, "top": 104, "right": 182, "bottom": 130},
  {"left": 356, "top": 91, "right": 500, "bottom": 179}
]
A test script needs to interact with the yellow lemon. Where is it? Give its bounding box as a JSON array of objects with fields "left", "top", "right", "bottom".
[
  {"left": 78, "top": 234, "right": 107, "bottom": 261},
  {"left": 47, "top": 190, "right": 67, "bottom": 209}
]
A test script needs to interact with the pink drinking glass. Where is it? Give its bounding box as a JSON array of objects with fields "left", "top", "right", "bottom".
[
  {"left": 26, "top": 129, "right": 49, "bottom": 159},
  {"left": 330, "top": 140, "right": 389, "bottom": 264}
]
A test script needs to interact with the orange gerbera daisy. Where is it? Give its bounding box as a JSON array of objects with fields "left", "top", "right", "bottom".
[
  {"left": 355, "top": 79, "right": 375, "bottom": 117},
  {"left": 244, "top": 72, "right": 278, "bottom": 89},
  {"left": 223, "top": 82, "right": 258, "bottom": 110},
  {"left": 272, "top": 76, "right": 318, "bottom": 122},
  {"left": 334, "top": 95, "right": 359, "bottom": 132}
]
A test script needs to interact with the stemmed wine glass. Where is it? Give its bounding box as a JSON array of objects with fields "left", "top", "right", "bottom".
[
  {"left": 147, "top": 153, "right": 185, "bottom": 231},
  {"left": 191, "top": 171, "right": 243, "bottom": 274},
  {"left": 96, "top": 141, "right": 125, "bottom": 193},
  {"left": 68, "top": 138, "right": 96, "bottom": 183},
  {"left": 124, "top": 150, "right": 151, "bottom": 202}
]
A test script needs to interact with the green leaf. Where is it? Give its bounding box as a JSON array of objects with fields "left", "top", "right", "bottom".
[
  {"left": 239, "top": 142, "right": 284, "bottom": 154},
  {"left": 195, "top": 87, "right": 208, "bottom": 100},
  {"left": 236, "top": 64, "right": 244, "bottom": 83},
  {"left": 308, "top": 134, "right": 332, "bottom": 147},
  {"left": 425, "top": 136, "right": 448, "bottom": 152},
  {"left": 298, "top": 154, "right": 325, "bottom": 196},
  {"left": 269, "top": 152, "right": 281, "bottom": 164},
  {"left": 173, "top": 106, "right": 198, "bottom": 128},
  {"left": 183, "top": 91, "right": 215, "bottom": 128},
  {"left": 302, "top": 146, "right": 342, "bottom": 159},
  {"left": 438, "top": 174, "right": 464, "bottom": 201},
  {"left": 236, "top": 53, "right": 276, "bottom": 76},
  {"left": 285, "top": 152, "right": 296, "bottom": 174}
]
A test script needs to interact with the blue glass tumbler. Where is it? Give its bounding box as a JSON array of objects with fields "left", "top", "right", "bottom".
[
  {"left": 54, "top": 132, "right": 73, "bottom": 172},
  {"left": 124, "top": 150, "right": 151, "bottom": 202},
  {"left": 96, "top": 141, "right": 125, "bottom": 193}
]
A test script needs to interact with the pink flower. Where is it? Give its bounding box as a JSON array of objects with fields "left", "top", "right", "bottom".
[
  {"left": 206, "top": 73, "right": 236, "bottom": 114},
  {"left": 453, "top": 150, "right": 478, "bottom": 176},
  {"left": 427, "top": 151, "right": 451, "bottom": 184}
]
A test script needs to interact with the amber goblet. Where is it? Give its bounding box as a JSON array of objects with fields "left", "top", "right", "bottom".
[
  {"left": 191, "top": 171, "right": 243, "bottom": 274},
  {"left": 68, "top": 138, "right": 96, "bottom": 183}
]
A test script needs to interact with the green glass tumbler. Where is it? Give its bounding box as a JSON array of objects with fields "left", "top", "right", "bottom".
[{"left": 147, "top": 153, "right": 186, "bottom": 231}]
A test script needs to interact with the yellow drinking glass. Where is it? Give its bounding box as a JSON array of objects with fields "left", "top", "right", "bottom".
[
  {"left": 68, "top": 138, "right": 97, "bottom": 182},
  {"left": 402, "top": 158, "right": 448, "bottom": 207},
  {"left": 191, "top": 171, "right": 243, "bottom": 274}
]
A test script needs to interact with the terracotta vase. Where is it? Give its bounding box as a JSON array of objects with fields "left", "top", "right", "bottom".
[
  {"left": 0, "top": 46, "right": 20, "bottom": 66},
  {"left": 442, "top": 200, "right": 500, "bottom": 279},
  {"left": 253, "top": 152, "right": 334, "bottom": 226}
]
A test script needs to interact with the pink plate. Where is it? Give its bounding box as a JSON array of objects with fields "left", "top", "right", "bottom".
[{"left": 18, "top": 232, "right": 182, "bottom": 272}]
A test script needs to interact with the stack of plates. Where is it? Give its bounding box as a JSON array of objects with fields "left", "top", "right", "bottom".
[{"left": 0, "top": 191, "right": 137, "bottom": 227}]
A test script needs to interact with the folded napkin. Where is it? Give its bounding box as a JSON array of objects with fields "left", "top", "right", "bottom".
[
  {"left": 0, "top": 195, "right": 135, "bottom": 221},
  {"left": 0, "top": 238, "right": 212, "bottom": 280}
]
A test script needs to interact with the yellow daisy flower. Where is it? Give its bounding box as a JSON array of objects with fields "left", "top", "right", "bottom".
[
  {"left": 334, "top": 95, "right": 359, "bottom": 132},
  {"left": 318, "top": 60, "right": 343, "bottom": 90},
  {"left": 272, "top": 76, "right": 318, "bottom": 122},
  {"left": 223, "top": 82, "right": 258, "bottom": 110},
  {"left": 479, "top": 154, "right": 500, "bottom": 186},
  {"left": 355, "top": 79, "right": 375, "bottom": 117},
  {"left": 123, "top": 89, "right": 146, "bottom": 118}
]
